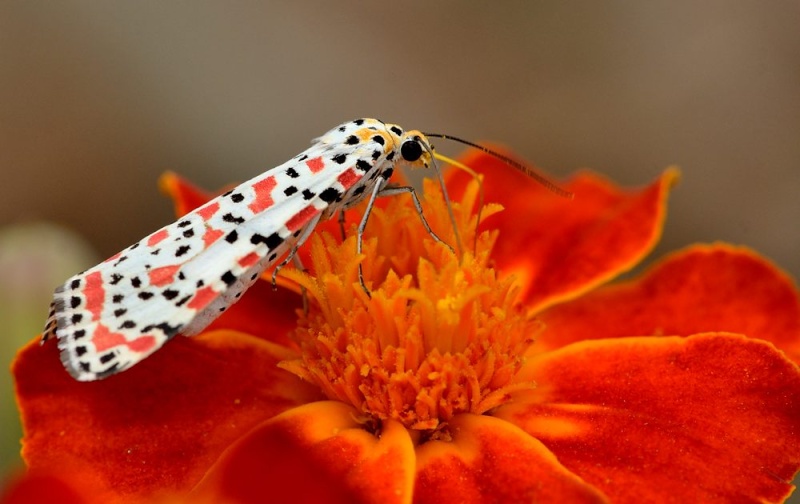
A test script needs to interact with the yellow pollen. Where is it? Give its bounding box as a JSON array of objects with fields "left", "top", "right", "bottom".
[{"left": 278, "top": 177, "right": 542, "bottom": 432}]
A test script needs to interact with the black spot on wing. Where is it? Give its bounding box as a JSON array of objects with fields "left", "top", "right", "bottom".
[
  {"left": 142, "top": 322, "right": 182, "bottom": 337},
  {"left": 223, "top": 213, "right": 245, "bottom": 224},
  {"left": 95, "top": 363, "right": 120, "bottom": 380},
  {"left": 221, "top": 271, "right": 236, "bottom": 286},
  {"left": 320, "top": 188, "right": 341, "bottom": 203},
  {"left": 162, "top": 289, "right": 179, "bottom": 300},
  {"left": 252, "top": 233, "right": 283, "bottom": 250},
  {"left": 266, "top": 233, "right": 284, "bottom": 250}
]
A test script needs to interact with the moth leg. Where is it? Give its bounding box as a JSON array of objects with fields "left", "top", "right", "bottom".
[
  {"left": 377, "top": 185, "right": 453, "bottom": 253},
  {"left": 271, "top": 212, "right": 322, "bottom": 312},
  {"left": 271, "top": 252, "right": 295, "bottom": 291},
  {"left": 356, "top": 180, "right": 387, "bottom": 297},
  {"left": 337, "top": 209, "right": 347, "bottom": 241},
  {"left": 289, "top": 252, "right": 309, "bottom": 314}
]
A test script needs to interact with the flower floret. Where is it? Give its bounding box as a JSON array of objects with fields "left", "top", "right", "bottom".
[{"left": 279, "top": 179, "right": 542, "bottom": 432}]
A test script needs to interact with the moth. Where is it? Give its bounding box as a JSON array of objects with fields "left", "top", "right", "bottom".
[{"left": 42, "top": 118, "right": 569, "bottom": 381}]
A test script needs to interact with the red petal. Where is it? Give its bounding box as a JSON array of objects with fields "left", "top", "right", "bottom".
[
  {"left": 158, "top": 171, "right": 215, "bottom": 217},
  {"left": 500, "top": 333, "right": 800, "bottom": 503},
  {"left": 537, "top": 244, "right": 800, "bottom": 360},
  {"left": 447, "top": 152, "right": 677, "bottom": 311},
  {"left": 192, "top": 401, "right": 416, "bottom": 504},
  {"left": 13, "top": 332, "right": 322, "bottom": 503},
  {"left": 414, "top": 414, "right": 609, "bottom": 503},
  {"left": 207, "top": 278, "right": 302, "bottom": 347},
  {"left": 0, "top": 473, "right": 88, "bottom": 504}
]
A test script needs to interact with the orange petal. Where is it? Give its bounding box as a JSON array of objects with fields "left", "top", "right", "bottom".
[
  {"left": 192, "top": 401, "right": 416, "bottom": 504},
  {"left": 537, "top": 244, "right": 800, "bottom": 359},
  {"left": 446, "top": 151, "right": 678, "bottom": 312},
  {"left": 414, "top": 414, "right": 608, "bottom": 503},
  {"left": 500, "top": 333, "right": 800, "bottom": 503},
  {"left": 13, "top": 332, "right": 322, "bottom": 503}
]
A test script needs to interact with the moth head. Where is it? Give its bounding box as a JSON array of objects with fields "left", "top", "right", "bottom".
[{"left": 398, "top": 130, "right": 433, "bottom": 170}]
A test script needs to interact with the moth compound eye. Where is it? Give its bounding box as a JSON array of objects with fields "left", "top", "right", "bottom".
[{"left": 401, "top": 140, "right": 423, "bottom": 162}]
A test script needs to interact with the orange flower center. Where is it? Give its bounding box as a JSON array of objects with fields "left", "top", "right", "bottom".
[{"left": 278, "top": 178, "right": 541, "bottom": 433}]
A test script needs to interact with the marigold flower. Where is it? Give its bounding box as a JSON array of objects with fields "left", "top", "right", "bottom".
[{"left": 6, "top": 150, "right": 800, "bottom": 503}]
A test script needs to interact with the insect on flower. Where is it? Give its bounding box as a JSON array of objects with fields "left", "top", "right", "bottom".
[{"left": 42, "top": 118, "right": 570, "bottom": 381}]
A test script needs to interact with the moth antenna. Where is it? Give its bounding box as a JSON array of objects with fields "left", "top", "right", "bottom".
[{"left": 422, "top": 133, "right": 573, "bottom": 199}]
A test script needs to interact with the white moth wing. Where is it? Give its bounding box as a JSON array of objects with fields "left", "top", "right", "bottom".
[{"left": 45, "top": 123, "right": 389, "bottom": 381}]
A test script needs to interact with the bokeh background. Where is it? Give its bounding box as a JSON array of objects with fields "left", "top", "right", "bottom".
[{"left": 1, "top": 0, "right": 799, "bottom": 494}]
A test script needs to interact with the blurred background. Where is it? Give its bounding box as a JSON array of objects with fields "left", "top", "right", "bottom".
[{"left": 1, "top": 0, "right": 798, "bottom": 491}]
